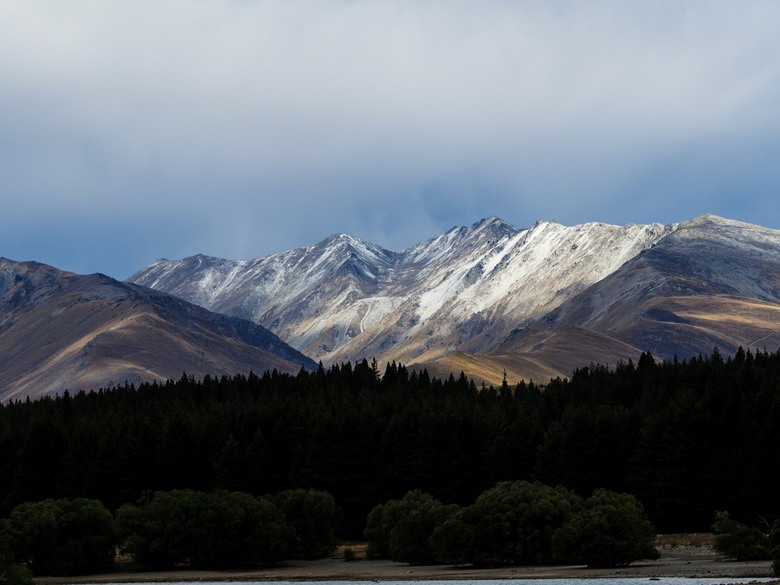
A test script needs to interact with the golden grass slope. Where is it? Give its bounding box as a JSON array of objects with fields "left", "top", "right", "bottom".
[
  {"left": 0, "top": 261, "right": 314, "bottom": 401},
  {"left": 418, "top": 296, "right": 780, "bottom": 387}
]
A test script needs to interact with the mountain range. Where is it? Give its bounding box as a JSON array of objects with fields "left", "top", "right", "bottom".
[
  {"left": 129, "top": 214, "right": 780, "bottom": 386},
  {"left": 0, "top": 259, "right": 316, "bottom": 401},
  {"left": 3, "top": 214, "right": 779, "bottom": 400}
]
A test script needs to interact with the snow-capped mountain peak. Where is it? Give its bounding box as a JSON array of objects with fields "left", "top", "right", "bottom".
[
  {"left": 129, "top": 214, "right": 780, "bottom": 384},
  {"left": 129, "top": 216, "right": 682, "bottom": 366}
]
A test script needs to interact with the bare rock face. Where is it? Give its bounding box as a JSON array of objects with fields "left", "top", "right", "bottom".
[
  {"left": 129, "top": 215, "right": 780, "bottom": 386},
  {"left": 0, "top": 259, "right": 316, "bottom": 401}
]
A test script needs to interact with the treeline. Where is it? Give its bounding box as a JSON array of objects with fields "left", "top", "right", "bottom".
[
  {"left": 365, "top": 481, "right": 658, "bottom": 568},
  {"left": 0, "top": 481, "right": 658, "bottom": 579},
  {"left": 1, "top": 348, "right": 779, "bottom": 536},
  {"left": 0, "top": 488, "right": 336, "bottom": 577}
]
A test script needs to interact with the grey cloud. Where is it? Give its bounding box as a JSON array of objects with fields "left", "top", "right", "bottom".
[{"left": 1, "top": 1, "right": 780, "bottom": 277}]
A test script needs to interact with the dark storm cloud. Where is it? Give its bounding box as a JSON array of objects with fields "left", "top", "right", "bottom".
[{"left": 1, "top": 1, "right": 779, "bottom": 277}]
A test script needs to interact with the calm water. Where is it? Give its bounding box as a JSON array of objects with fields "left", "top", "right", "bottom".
[{"left": 80, "top": 580, "right": 776, "bottom": 585}]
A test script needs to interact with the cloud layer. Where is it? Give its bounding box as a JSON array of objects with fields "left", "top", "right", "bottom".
[{"left": 2, "top": 1, "right": 780, "bottom": 277}]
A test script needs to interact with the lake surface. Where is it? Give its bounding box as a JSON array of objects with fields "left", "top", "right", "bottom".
[{"left": 76, "top": 577, "right": 777, "bottom": 585}]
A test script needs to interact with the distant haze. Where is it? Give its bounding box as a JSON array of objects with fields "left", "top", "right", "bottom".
[{"left": 2, "top": 1, "right": 780, "bottom": 278}]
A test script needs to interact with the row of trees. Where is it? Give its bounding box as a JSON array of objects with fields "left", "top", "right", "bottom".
[
  {"left": 0, "top": 482, "right": 658, "bottom": 579},
  {"left": 0, "top": 488, "right": 336, "bottom": 577},
  {"left": 1, "top": 348, "right": 779, "bottom": 535},
  {"left": 365, "top": 481, "right": 658, "bottom": 568}
]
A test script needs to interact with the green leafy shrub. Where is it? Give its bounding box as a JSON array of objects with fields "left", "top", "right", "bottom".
[
  {"left": 429, "top": 514, "right": 479, "bottom": 565},
  {"left": 711, "top": 511, "right": 770, "bottom": 561},
  {"left": 364, "top": 503, "right": 394, "bottom": 559},
  {"left": 116, "top": 489, "right": 290, "bottom": 569},
  {"left": 0, "top": 563, "right": 33, "bottom": 585},
  {"left": 365, "top": 490, "right": 458, "bottom": 564},
  {"left": 552, "top": 489, "right": 658, "bottom": 567},
  {"left": 6, "top": 498, "right": 115, "bottom": 576},
  {"left": 769, "top": 520, "right": 780, "bottom": 576},
  {"left": 0, "top": 520, "right": 33, "bottom": 585},
  {"left": 273, "top": 489, "right": 338, "bottom": 559},
  {"left": 432, "top": 481, "right": 582, "bottom": 567}
]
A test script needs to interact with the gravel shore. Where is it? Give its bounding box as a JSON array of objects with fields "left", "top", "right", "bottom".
[{"left": 38, "top": 544, "right": 777, "bottom": 583}]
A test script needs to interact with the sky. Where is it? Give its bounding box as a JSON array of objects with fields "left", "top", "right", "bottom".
[{"left": 2, "top": 1, "right": 780, "bottom": 279}]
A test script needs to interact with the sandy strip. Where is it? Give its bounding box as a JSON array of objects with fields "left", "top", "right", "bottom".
[{"left": 37, "top": 547, "right": 778, "bottom": 584}]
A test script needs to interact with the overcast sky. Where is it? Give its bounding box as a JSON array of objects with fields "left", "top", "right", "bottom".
[{"left": 2, "top": 1, "right": 780, "bottom": 279}]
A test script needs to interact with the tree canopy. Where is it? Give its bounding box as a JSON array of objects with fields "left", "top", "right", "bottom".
[
  {"left": 552, "top": 489, "right": 658, "bottom": 567},
  {"left": 1, "top": 348, "right": 779, "bottom": 539},
  {"left": 115, "top": 489, "right": 290, "bottom": 569},
  {"left": 371, "top": 483, "right": 658, "bottom": 567},
  {"left": 4, "top": 498, "right": 114, "bottom": 576}
]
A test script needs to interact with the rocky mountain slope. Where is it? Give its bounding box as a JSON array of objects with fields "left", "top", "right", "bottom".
[
  {"left": 130, "top": 214, "right": 780, "bottom": 385},
  {"left": 0, "top": 259, "right": 316, "bottom": 401},
  {"left": 495, "top": 215, "right": 780, "bottom": 376}
]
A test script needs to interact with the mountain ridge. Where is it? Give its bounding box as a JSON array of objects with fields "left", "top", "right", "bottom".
[
  {"left": 131, "top": 215, "right": 677, "bottom": 368},
  {"left": 0, "top": 258, "right": 316, "bottom": 400},
  {"left": 6, "top": 213, "right": 780, "bottom": 398},
  {"left": 7, "top": 213, "right": 779, "bottom": 399},
  {"left": 129, "top": 213, "right": 780, "bottom": 385}
]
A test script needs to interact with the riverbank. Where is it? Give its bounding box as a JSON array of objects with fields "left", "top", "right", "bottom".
[{"left": 38, "top": 540, "right": 777, "bottom": 583}]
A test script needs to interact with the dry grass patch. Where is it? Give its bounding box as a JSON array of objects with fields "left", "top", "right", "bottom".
[
  {"left": 657, "top": 533, "right": 715, "bottom": 548},
  {"left": 332, "top": 541, "right": 368, "bottom": 560}
]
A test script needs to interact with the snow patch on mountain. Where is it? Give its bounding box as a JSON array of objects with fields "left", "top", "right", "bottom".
[{"left": 129, "top": 216, "right": 685, "bottom": 365}]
